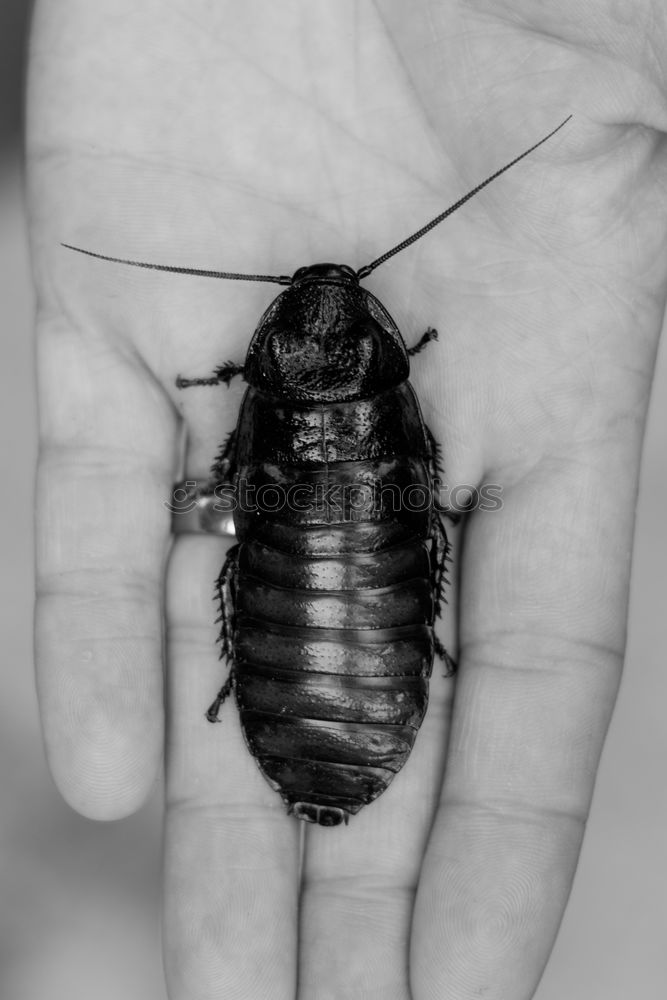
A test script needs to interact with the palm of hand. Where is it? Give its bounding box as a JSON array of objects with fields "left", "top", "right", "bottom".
[{"left": 29, "top": 2, "right": 666, "bottom": 998}]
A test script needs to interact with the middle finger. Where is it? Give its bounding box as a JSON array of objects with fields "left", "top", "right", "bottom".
[{"left": 298, "top": 596, "right": 457, "bottom": 1000}]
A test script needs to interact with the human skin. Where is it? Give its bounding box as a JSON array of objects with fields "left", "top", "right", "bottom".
[{"left": 27, "top": 1, "right": 667, "bottom": 998}]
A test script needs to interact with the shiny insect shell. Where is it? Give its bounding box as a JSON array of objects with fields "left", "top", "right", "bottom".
[
  {"left": 202, "top": 262, "right": 452, "bottom": 827},
  {"left": 62, "top": 116, "right": 572, "bottom": 826}
]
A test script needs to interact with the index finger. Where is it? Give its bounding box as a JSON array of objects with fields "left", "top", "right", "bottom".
[{"left": 34, "top": 315, "right": 177, "bottom": 818}]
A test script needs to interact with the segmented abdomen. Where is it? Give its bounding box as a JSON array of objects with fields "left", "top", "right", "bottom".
[{"left": 232, "top": 383, "right": 434, "bottom": 825}]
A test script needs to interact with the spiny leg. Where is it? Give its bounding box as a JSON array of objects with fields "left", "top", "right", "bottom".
[
  {"left": 206, "top": 544, "right": 239, "bottom": 722},
  {"left": 205, "top": 675, "right": 234, "bottom": 724},
  {"left": 426, "top": 421, "right": 457, "bottom": 675},
  {"left": 432, "top": 514, "right": 451, "bottom": 619},
  {"left": 426, "top": 425, "right": 463, "bottom": 524},
  {"left": 426, "top": 425, "right": 444, "bottom": 478},
  {"left": 431, "top": 519, "right": 456, "bottom": 676},
  {"left": 425, "top": 423, "right": 452, "bottom": 615},
  {"left": 211, "top": 428, "right": 237, "bottom": 485},
  {"left": 215, "top": 544, "right": 239, "bottom": 658},
  {"left": 433, "top": 635, "right": 456, "bottom": 677},
  {"left": 408, "top": 326, "right": 438, "bottom": 357},
  {"left": 176, "top": 361, "right": 244, "bottom": 389}
]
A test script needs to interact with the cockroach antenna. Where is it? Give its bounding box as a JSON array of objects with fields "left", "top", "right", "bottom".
[
  {"left": 62, "top": 115, "right": 571, "bottom": 283},
  {"left": 356, "top": 114, "right": 572, "bottom": 279},
  {"left": 59, "top": 244, "right": 292, "bottom": 285}
]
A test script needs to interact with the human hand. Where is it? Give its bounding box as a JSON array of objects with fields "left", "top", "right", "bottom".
[{"left": 28, "top": 2, "right": 667, "bottom": 998}]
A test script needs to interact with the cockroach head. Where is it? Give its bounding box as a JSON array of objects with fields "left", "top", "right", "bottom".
[{"left": 242, "top": 264, "right": 409, "bottom": 402}]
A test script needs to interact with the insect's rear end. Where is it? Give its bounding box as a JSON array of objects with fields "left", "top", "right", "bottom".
[{"left": 234, "top": 542, "right": 435, "bottom": 826}]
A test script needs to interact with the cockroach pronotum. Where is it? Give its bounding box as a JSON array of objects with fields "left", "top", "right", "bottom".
[{"left": 64, "top": 116, "right": 571, "bottom": 826}]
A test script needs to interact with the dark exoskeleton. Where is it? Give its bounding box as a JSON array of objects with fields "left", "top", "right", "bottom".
[
  {"left": 200, "top": 263, "right": 452, "bottom": 826},
  {"left": 62, "top": 117, "right": 572, "bottom": 826}
]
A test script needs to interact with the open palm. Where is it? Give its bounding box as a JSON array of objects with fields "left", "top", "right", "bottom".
[{"left": 28, "top": 2, "right": 666, "bottom": 998}]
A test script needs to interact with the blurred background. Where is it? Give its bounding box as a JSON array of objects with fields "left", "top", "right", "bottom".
[{"left": 2, "top": 4, "right": 666, "bottom": 998}]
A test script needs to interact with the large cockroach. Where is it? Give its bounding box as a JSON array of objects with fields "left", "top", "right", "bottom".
[{"left": 64, "top": 117, "right": 570, "bottom": 826}]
